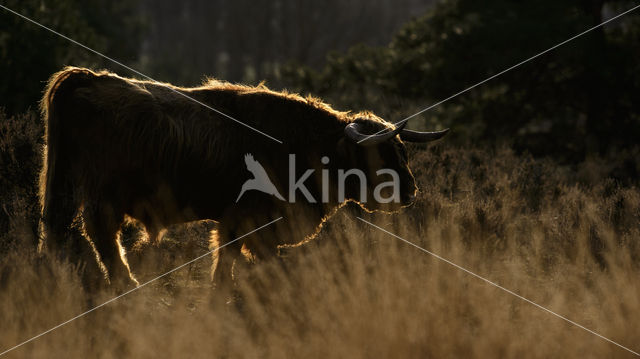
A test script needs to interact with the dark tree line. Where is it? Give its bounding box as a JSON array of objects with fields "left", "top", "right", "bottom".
[
  {"left": 0, "top": 0, "right": 430, "bottom": 114},
  {"left": 139, "top": 0, "right": 431, "bottom": 85},
  {"left": 282, "top": 0, "right": 640, "bottom": 162},
  {"left": 0, "top": 0, "right": 143, "bottom": 115}
]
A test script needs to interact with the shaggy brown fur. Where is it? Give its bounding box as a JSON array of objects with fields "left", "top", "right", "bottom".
[{"left": 39, "top": 66, "right": 417, "bottom": 292}]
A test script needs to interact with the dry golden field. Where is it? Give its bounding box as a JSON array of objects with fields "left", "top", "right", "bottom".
[{"left": 1, "top": 145, "right": 639, "bottom": 358}]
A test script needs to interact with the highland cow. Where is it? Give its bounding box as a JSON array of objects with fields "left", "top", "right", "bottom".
[{"left": 40, "top": 67, "right": 447, "bottom": 291}]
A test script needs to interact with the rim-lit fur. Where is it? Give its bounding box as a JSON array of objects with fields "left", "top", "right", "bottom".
[{"left": 39, "top": 67, "right": 417, "bottom": 291}]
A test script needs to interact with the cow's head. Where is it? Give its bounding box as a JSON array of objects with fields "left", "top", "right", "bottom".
[{"left": 338, "top": 115, "right": 448, "bottom": 211}]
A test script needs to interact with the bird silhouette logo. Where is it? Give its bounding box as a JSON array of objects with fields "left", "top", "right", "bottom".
[{"left": 236, "top": 153, "right": 285, "bottom": 202}]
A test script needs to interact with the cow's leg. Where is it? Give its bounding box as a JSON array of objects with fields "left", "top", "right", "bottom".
[
  {"left": 40, "top": 167, "right": 83, "bottom": 260},
  {"left": 41, "top": 168, "right": 108, "bottom": 294},
  {"left": 243, "top": 235, "right": 280, "bottom": 262},
  {"left": 240, "top": 231, "right": 288, "bottom": 306},
  {"left": 244, "top": 230, "right": 286, "bottom": 280},
  {"left": 211, "top": 227, "right": 242, "bottom": 294},
  {"left": 83, "top": 201, "right": 137, "bottom": 291}
]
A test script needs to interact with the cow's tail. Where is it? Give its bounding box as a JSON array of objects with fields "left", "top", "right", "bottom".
[{"left": 39, "top": 67, "right": 96, "bottom": 253}]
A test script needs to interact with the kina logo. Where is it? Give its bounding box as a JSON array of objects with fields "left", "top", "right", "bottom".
[
  {"left": 236, "top": 154, "right": 285, "bottom": 202},
  {"left": 236, "top": 153, "right": 401, "bottom": 204}
]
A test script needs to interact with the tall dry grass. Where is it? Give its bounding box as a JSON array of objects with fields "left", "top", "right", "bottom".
[{"left": 1, "top": 145, "right": 639, "bottom": 358}]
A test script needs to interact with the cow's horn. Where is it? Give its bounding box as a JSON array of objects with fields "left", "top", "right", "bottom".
[
  {"left": 345, "top": 120, "right": 407, "bottom": 146},
  {"left": 400, "top": 128, "right": 450, "bottom": 142}
]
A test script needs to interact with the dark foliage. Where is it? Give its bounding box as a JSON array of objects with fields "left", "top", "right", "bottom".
[
  {"left": 0, "top": 0, "right": 143, "bottom": 115},
  {"left": 0, "top": 110, "right": 42, "bottom": 251},
  {"left": 282, "top": 0, "right": 640, "bottom": 162}
]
